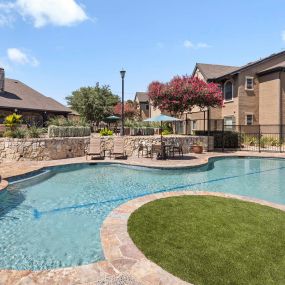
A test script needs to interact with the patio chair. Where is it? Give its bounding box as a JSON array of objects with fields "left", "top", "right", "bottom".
[
  {"left": 170, "top": 142, "right": 184, "bottom": 157},
  {"left": 138, "top": 143, "right": 152, "bottom": 158},
  {"left": 151, "top": 143, "right": 164, "bottom": 159},
  {"left": 110, "top": 137, "right": 127, "bottom": 159},
  {"left": 86, "top": 137, "right": 104, "bottom": 160}
]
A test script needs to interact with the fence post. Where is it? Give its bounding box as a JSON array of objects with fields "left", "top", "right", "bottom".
[
  {"left": 222, "top": 122, "right": 225, "bottom": 152},
  {"left": 239, "top": 125, "right": 241, "bottom": 151},
  {"left": 280, "top": 124, "right": 282, "bottom": 153},
  {"left": 258, "top": 125, "right": 261, "bottom": 153},
  {"left": 207, "top": 110, "right": 210, "bottom": 152}
]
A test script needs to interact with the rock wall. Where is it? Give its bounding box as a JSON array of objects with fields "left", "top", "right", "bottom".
[
  {"left": 0, "top": 135, "right": 213, "bottom": 162},
  {"left": 0, "top": 137, "right": 90, "bottom": 161}
]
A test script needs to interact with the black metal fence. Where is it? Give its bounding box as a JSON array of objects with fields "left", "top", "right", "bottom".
[{"left": 186, "top": 119, "right": 285, "bottom": 153}]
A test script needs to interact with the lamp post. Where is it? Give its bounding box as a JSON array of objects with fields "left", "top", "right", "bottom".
[{"left": 120, "top": 69, "right": 126, "bottom": 136}]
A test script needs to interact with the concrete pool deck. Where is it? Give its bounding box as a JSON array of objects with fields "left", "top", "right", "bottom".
[
  {"left": 1, "top": 151, "right": 285, "bottom": 284},
  {"left": 1, "top": 150, "right": 285, "bottom": 180}
]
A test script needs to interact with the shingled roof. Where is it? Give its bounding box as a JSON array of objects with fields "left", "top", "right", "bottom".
[
  {"left": 257, "top": 61, "right": 285, "bottom": 76},
  {"left": 135, "top": 92, "right": 149, "bottom": 102},
  {"left": 194, "top": 63, "right": 240, "bottom": 80},
  {"left": 215, "top": 50, "right": 285, "bottom": 79},
  {"left": 0, "top": 78, "right": 71, "bottom": 113}
]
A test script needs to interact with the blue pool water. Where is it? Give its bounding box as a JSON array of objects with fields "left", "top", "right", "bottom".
[{"left": 1, "top": 157, "right": 285, "bottom": 270}]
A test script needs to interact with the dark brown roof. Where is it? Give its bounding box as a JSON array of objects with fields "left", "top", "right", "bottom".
[
  {"left": 135, "top": 92, "right": 149, "bottom": 102},
  {"left": 0, "top": 78, "right": 71, "bottom": 113},
  {"left": 216, "top": 50, "right": 285, "bottom": 79},
  {"left": 194, "top": 63, "right": 239, "bottom": 80}
]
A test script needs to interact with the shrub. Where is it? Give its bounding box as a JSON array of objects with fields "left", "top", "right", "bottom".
[
  {"left": 4, "top": 113, "right": 22, "bottom": 131},
  {"left": 48, "top": 116, "right": 88, "bottom": 127},
  {"left": 48, "top": 126, "right": 91, "bottom": 137},
  {"left": 13, "top": 129, "right": 26, "bottom": 138},
  {"left": 162, "top": 129, "right": 172, "bottom": 135},
  {"left": 27, "top": 126, "right": 44, "bottom": 138},
  {"left": 195, "top": 130, "right": 239, "bottom": 148},
  {"left": 3, "top": 130, "right": 14, "bottom": 138},
  {"left": 100, "top": 128, "right": 113, "bottom": 136},
  {"left": 3, "top": 129, "right": 26, "bottom": 138}
]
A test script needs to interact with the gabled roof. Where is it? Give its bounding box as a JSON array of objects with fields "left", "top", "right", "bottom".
[
  {"left": 257, "top": 61, "right": 285, "bottom": 76},
  {"left": 216, "top": 50, "right": 285, "bottom": 79},
  {"left": 135, "top": 92, "right": 149, "bottom": 102},
  {"left": 0, "top": 78, "right": 71, "bottom": 113},
  {"left": 193, "top": 63, "right": 239, "bottom": 80}
]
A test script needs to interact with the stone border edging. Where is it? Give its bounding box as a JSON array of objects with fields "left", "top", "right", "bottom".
[
  {"left": 100, "top": 191, "right": 285, "bottom": 285},
  {"left": 0, "top": 180, "right": 8, "bottom": 192}
]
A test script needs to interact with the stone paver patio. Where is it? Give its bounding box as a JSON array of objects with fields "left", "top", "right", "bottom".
[{"left": 1, "top": 151, "right": 285, "bottom": 284}]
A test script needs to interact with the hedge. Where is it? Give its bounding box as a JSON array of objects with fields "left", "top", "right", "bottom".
[
  {"left": 48, "top": 126, "right": 91, "bottom": 138},
  {"left": 194, "top": 130, "right": 240, "bottom": 148}
]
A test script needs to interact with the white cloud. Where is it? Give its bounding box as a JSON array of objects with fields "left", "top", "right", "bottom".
[
  {"left": 0, "top": 0, "right": 88, "bottom": 28},
  {"left": 282, "top": 31, "right": 285, "bottom": 42},
  {"left": 0, "top": 3, "right": 16, "bottom": 27},
  {"left": 184, "top": 40, "right": 211, "bottom": 49},
  {"left": 7, "top": 48, "right": 39, "bottom": 67},
  {"left": 184, "top": 40, "right": 194, "bottom": 49},
  {"left": 197, "top": 42, "right": 211, "bottom": 48}
]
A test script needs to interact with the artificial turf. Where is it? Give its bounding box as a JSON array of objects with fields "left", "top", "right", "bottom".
[{"left": 128, "top": 196, "right": 285, "bottom": 285}]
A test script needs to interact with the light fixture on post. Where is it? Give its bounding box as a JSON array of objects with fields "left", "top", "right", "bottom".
[{"left": 120, "top": 69, "right": 126, "bottom": 136}]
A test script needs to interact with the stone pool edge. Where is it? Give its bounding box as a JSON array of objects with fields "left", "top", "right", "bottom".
[
  {"left": 100, "top": 191, "right": 285, "bottom": 285},
  {"left": 0, "top": 180, "right": 8, "bottom": 192},
  {"left": 1, "top": 153, "right": 285, "bottom": 284},
  {"left": 1, "top": 192, "right": 285, "bottom": 284}
]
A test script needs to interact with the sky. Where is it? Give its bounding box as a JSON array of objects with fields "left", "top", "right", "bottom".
[{"left": 0, "top": 0, "right": 285, "bottom": 105}]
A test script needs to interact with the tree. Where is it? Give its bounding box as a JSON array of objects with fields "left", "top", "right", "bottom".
[
  {"left": 66, "top": 83, "right": 119, "bottom": 125},
  {"left": 148, "top": 75, "right": 223, "bottom": 116},
  {"left": 113, "top": 101, "right": 138, "bottom": 119}
]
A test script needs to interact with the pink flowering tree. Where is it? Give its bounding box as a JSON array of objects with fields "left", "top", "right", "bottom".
[{"left": 148, "top": 75, "right": 223, "bottom": 116}]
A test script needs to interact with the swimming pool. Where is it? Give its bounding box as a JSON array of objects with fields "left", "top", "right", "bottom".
[{"left": 1, "top": 157, "right": 285, "bottom": 270}]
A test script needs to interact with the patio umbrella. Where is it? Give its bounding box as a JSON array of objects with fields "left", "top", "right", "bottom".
[
  {"left": 104, "top": 115, "right": 121, "bottom": 130},
  {"left": 144, "top": 114, "right": 181, "bottom": 142},
  {"left": 105, "top": 115, "right": 120, "bottom": 121}
]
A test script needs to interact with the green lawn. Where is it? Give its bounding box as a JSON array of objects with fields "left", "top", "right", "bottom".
[{"left": 128, "top": 196, "right": 285, "bottom": 285}]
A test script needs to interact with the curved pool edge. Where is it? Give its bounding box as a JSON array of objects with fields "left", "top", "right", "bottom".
[
  {"left": 0, "top": 179, "right": 8, "bottom": 192},
  {"left": 2, "top": 153, "right": 285, "bottom": 284},
  {"left": 1, "top": 191, "right": 285, "bottom": 285},
  {"left": 4, "top": 152, "right": 285, "bottom": 182},
  {"left": 100, "top": 191, "right": 285, "bottom": 285}
]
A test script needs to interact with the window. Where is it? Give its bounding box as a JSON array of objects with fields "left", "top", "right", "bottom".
[
  {"left": 191, "top": 120, "right": 197, "bottom": 130},
  {"left": 245, "top": 77, "right": 254, "bottom": 90},
  {"left": 146, "top": 104, "right": 149, "bottom": 110},
  {"left": 224, "top": 116, "right": 235, "bottom": 130},
  {"left": 224, "top": 81, "right": 233, "bottom": 101},
  {"left": 246, "top": 114, "right": 253, "bottom": 125}
]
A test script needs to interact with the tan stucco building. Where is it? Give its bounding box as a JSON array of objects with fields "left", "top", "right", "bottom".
[
  {"left": 134, "top": 92, "right": 161, "bottom": 119},
  {"left": 191, "top": 50, "right": 285, "bottom": 128}
]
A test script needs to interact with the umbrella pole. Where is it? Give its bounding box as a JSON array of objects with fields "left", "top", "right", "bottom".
[{"left": 160, "top": 121, "right": 163, "bottom": 143}]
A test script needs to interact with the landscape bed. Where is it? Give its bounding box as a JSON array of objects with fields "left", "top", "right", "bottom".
[{"left": 128, "top": 195, "right": 285, "bottom": 285}]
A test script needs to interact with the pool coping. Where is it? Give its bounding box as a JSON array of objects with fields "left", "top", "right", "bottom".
[
  {"left": 100, "top": 191, "right": 285, "bottom": 285},
  {"left": 1, "top": 193, "right": 285, "bottom": 285},
  {"left": 0, "top": 180, "right": 8, "bottom": 192},
  {"left": 3, "top": 152, "right": 285, "bottom": 182},
  {"left": 1, "top": 154, "right": 285, "bottom": 284}
]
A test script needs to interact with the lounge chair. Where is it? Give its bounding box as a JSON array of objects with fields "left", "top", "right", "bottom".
[
  {"left": 86, "top": 138, "right": 104, "bottom": 160},
  {"left": 110, "top": 137, "right": 127, "bottom": 159}
]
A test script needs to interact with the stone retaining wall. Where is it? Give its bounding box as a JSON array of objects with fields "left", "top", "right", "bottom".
[{"left": 0, "top": 135, "right": 213, "bottom": 161}]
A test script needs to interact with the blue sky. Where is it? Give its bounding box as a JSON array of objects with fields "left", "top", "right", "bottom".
[{"left": 0, "top": 0, "right": 284, "bottom": 105}]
